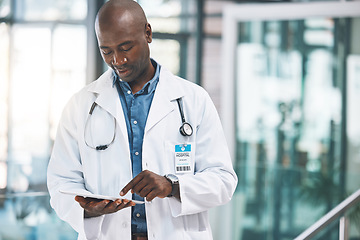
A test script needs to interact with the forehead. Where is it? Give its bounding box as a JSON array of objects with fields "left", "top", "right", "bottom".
[
  {"left": 97, "top": 28, "right": 139, "bottom": 47},
  {"left": 96, "top": 11, "right": 145, "bottom": 46}
]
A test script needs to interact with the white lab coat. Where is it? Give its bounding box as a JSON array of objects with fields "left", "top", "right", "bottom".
[{"left": 47, "top": 66, "right": 238, "bottom": 240}]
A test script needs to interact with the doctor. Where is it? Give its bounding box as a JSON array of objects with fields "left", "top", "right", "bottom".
[{"left": 47, "top": 0, "right": 237, "bottom": 239}]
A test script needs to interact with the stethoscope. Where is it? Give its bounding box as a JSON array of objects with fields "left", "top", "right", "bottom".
[
  {"left": 84, "top": 102, "right": 116, "bottom": 151},
  {"left": 84, "top": 98, "right": 193, "bottom": 151},
  {"left": 176, "top": 98, "right": 193, "bottom": 137}
]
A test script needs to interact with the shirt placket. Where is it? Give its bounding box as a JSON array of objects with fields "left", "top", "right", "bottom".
[
  {"left": 129, "top": 94, "right": 142, "bottom": 177},
  {"left": 127, "top": 91, "right": 147, "bottom": 232}
]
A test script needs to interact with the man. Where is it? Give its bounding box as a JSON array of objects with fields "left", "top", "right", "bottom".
[{"left": 47, "top": 0, "right": 237, "bottom": 239}]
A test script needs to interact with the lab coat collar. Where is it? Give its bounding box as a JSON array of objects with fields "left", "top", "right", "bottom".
[
  {"left": 87, "top": 66, "right": 185, "bottom": 101},
  {"left": 86, "top": 69, "right": 129, "bottom": 144},
  {"left": 145, "top": 66, "right": 185, "bottom": 133},
  {"left": 86, "top": 66, "right": 186, "bottom": 134}
]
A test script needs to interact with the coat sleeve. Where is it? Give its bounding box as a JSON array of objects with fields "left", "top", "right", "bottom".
[
  {"left": 168, "top": 90, "right": 238, "bottom": 217},
  {"left": 47, "top": 96, "right": 104, "bottom": 239}
]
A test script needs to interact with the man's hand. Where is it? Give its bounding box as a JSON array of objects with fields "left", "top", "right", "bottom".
[
  {"left": 75, "top": 196, "right": 135, "bottom": 218},
  {"left": 120, "top": 170, "right": 174, "bottom": 202}
]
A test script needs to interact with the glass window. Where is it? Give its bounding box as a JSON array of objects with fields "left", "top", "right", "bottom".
[
  {"left": 139, "top": 0, "right": 197, "bottom": 80},
  {"left": 7, "top": 23, "right": 88, "bottom": 193},
  {"left": 0, "top": 0, "right": 10, "bottom": 18},
  {"left": 150, "top": 39, "right": 180, "bottom": 75},
  {"left": 15, "top": 0, "right": 87, "bottom": 21},
  {"left": 50, "top": 24, "right": 87, "bottom": 140},
  {"left": 347, "top": 55, "right": 360, "bottom": 191},
  {"left": 0, "top": 194, "right": 77, "bottom": 239},
  {"left": 1, "top": 1, "right": 89, "bottom": 238},
  {"left": 222, "top": 3, "right": 360, "bottom": 239},
  {"left": 232, "top": 16, "right": 360, "bottom": 240},
  {"left": 140, "top": 0, "right": 196, "bottom": 33},
  {"left": 0, "top": 23, "right": 9, "bottom": 163},
  {"left": 149, "top": 18, "right": 182, "bottom": 34},
  {"left": 139, "top": 0, "right": 183, "bottom": 18},
  {"left": 0, "top": 162, "right": 6, "bottom": 189},
  {"left": 8, "top": 25, "right": 52, "bottom": 195},
  {"left": 10, "top": 25, "right": 52, "bottom": 162}
]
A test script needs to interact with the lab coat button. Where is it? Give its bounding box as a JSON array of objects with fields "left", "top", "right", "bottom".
[{"left": 122, "top": 222, "right": 128, "bottom": 228}]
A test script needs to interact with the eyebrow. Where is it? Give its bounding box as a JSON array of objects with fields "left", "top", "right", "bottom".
[{"left": 100, "top": 41, "right": 133, "bottom": 49}]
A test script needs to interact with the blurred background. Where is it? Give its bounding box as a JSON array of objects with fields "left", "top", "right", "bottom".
[{"left": 0, "top": 0, "right": 360, "bottom": 239}]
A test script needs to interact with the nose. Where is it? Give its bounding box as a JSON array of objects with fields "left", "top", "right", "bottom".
[{"left": 112, "top": 52, "right": 127, "bottom": 66}]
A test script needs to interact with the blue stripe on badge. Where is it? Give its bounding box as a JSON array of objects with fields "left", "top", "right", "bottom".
[{"left": 175, "top": 144, "right": 191, "bottom": 152}]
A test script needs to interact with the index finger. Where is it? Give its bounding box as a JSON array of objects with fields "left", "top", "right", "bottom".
[{"left": 120, "top": 174, "right": 144, "bottom": 196}]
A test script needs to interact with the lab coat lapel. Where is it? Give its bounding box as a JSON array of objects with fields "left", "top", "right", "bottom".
[
  {"left": 145, "top": 68, "right": 184, "bottom": 133},
  {"left": 88, "top": 70, "right": 129, "bottom": 144}
]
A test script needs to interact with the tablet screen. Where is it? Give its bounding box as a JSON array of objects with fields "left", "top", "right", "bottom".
[{"left": 59, "top": 190, "right": 144, "bottom": 204}]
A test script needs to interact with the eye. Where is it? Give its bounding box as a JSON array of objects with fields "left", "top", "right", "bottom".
[
  {"left": 102, "top": 50, "right": 112, "bottom": 55},
  {"left": 122, "top": 46, "right": 133, "bottom": 52}
]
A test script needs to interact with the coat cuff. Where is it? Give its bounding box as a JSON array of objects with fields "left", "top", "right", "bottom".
[{"left": 167, "top": 175, "right": 189, "bottom": 217}]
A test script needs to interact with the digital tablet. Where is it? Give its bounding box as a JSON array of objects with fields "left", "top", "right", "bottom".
[{"left": 59, "top": 190, "right": 144, "bottom": 204}]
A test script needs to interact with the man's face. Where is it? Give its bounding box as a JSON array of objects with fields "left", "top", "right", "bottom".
[{"left": 96, "top": 15, "right": 152, "bottom": 84}]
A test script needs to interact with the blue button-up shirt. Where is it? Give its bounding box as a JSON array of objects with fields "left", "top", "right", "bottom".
[{"left": 113, "top": 59, "right": 160, "bottom": 234}]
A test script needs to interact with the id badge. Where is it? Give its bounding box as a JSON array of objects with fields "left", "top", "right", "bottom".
[{"left": 175, "top": 144, "right": 192, "bottom": 173}]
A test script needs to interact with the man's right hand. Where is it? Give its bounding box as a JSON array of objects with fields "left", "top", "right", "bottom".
[{"left": 75, "top": 196, "right": 136, "bottom": 218}]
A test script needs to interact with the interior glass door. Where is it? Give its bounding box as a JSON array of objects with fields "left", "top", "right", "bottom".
[{"left": 222, "top": 2, "right": 360, "bottom": 240}]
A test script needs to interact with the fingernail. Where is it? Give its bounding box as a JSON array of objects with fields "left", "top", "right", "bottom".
[{"left": 120, "top": 191, "right": 124, "bottom": 196}]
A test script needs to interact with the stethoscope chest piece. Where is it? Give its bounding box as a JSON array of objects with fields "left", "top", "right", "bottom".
[{"left": 180, "top": 122, "right": 193, "bottom": 137}]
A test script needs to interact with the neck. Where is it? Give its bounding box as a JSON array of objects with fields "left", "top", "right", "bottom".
[{"left": 129, "top": 60, "right": 155, "bottom": 93}]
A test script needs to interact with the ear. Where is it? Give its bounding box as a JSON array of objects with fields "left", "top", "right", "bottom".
[{"left": 145, "top": 23, "right": 152, "bottom": 43}]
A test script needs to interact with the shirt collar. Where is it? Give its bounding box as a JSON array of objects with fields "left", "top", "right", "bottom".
[{"left": 112, "top": 59, "right": 160, "bottom": 95}]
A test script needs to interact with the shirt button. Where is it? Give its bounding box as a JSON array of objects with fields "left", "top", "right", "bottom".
[
  {"left": 136, "top": 213, "right": 140, "bottom": 218},
  {"left": 135, "top": 152, "right": 139, "bottom": 156},
  {"left": 133, "top": 120, "right": 137, "bottom": 124},
  {"left": 127, "top": 90, "right": 131, "bottom": 94}
]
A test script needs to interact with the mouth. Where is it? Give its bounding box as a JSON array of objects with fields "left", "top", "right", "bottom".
[
  {"left": 114, "top": 67, "right": 130, "bottom": 76},
  {"left": 117, "top": 69, "right": 128, "bottom": 74}
]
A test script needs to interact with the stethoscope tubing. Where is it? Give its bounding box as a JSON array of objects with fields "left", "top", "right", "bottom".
[
  {"left": 176, "top": 98, "right": 193, "bottom": 137},
  {"left": 84, "top": 102, "right": 116, "bottom": 151},
  {"left": 85, "top": 97, "right": 192, "bottom": 151}
]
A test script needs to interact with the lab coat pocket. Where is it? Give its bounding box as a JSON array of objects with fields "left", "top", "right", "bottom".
[
  {"left": 165, "top": 141, "right": 196, "bottom": 175},
  {"left": 183, "top": 214, "right": 211, "bottom": 240},
  {"left": 184, "top": 231, "right": 211, "bottom": 240}
]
